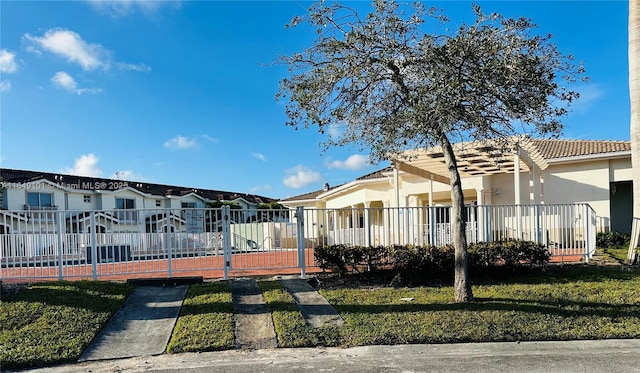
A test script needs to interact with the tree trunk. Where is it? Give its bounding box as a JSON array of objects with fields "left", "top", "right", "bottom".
[
  {"left": 631, "top": 0, "right": 640, "bottom": 219},
  {"left": 439, "top": 135, "right": 473, "bottom": 302}
]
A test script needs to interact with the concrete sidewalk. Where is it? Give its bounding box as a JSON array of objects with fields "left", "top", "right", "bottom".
[
  {"left": 78, "top": 285, "right": 188, "bottom": 362},
  {"left": 26, "top": 339, "right": 640, "bottom": 373}
]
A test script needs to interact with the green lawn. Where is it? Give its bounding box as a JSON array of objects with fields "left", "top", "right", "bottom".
[
  {"left": 320, "top": 267, "right": 640, "bottom": 346},
  {"left": 258, "top": 267, "right": 640, "bottom": 347},
  {"left": 0, "top": 281, "right": 133, "bottom": 370},
  {"left": 3, "top": 267, "right": 640, "bottom": 370},
  {"left": 166, "top": 281, "right": 235, "bottom": 353},
  {"left": 259, "top": 280, "right": 341, "bottom": 348}
]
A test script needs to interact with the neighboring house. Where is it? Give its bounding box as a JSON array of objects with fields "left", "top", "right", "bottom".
[
  {"left": 281, "top": 138, "right": 633, "bottom": 235},
  {"left": 0, "top": 168, "right": 274, "bottom": 235}
]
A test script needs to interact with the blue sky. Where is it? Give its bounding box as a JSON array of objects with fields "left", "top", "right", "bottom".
[{"left": 0, "top": 1, "right": 630, "bottom": 199}]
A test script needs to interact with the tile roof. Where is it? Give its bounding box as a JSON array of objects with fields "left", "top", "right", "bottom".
[
  {"left": 356, "top": 167, "right": 393, "bottom": 181},
  {"left": 532, "top": 139, "right": 631, "bottom": 159},
  {"left": 280, "top": 139, "right": 632, "bottom": 202},
  {"left": 0, "top": 168, "right": 274, "bottom": 204}
]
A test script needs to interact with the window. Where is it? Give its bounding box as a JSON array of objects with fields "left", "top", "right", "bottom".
[
  {"left": 115, "top": 197, "right": 137, "bottom": 222},
  {"left": 27, "top": 192, "right": 53, "bottom": 208},
  {"left": 181, "top": 202, "right": 196, "bottom": 209},
  {"left": 155, "top": 200, "right": 162, "bottom": 207},
  {"left": 116, "top": 198, "right": 135, "bottom": 209},
  {"left": 84, "top": 195, "right": 91, "bottom": 203}
]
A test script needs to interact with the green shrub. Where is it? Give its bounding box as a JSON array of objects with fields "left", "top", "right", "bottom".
[
  {"left": 469, "top": 240, "right": 550, "bottom": 267},
  {"left": 315, "top": 240, "right": 550, "bottom": 279},
  {"left": 314, "top": 245, "right": 390, "bottom": 274},
  {"left": 389, "top": 244, "right": 454, "bottom": 277},
  {"left": 596, "top": 231, "right": 630, "bottom": 249}
]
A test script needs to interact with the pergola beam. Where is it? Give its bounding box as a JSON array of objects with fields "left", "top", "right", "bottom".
[{"left": 392, "top": 160, "right": 451, "bottom": 185}]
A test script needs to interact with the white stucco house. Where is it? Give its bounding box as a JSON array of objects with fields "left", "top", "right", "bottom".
[
  {"left": 0, "top": 168, "right": 274, "bottom": 236},
  {"left": 280, "top": 138, "right": 632, "bottom": 252}
]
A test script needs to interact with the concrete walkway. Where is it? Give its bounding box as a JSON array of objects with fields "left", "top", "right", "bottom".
[
  {"left": 29, "top": 339, "right": 640, "bottom": 373},
  {"left": 79, "top": 285, "right": 188, "bottom": 362},
  {"left": 230, "top": 278, "right": 278, "bottom": 349},
  {"left": 279, "top": 277, "right": 344, "bottom": 327}
]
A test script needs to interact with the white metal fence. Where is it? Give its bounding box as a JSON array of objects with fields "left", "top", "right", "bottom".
[
  {"left": 299, "top": 203, "right": 596, "bottom": 260},
  {"left": 0, "top": 203, "right": 596, "bottom": 281}
]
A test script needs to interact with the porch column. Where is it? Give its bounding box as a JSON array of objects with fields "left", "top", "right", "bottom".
[
  {"left": 429, "top": 175, "right": 435, "bottom": 245},
  {"left": 514, "top": 147, "right": 522, "bottom": 239},
  {"left": 476, "top": 188, "right": 485, "bottom": 242},
  {"left": 332, "top": 209, "right": 338, "bottom": 245},
  {"left": 351, "top": 205, "right": 359, "bottom": 246},
  {"left": 364, "top": 201, "right": 371, "bottom": 247},
  {"left": 514, "top": 147, "right": 521, "bottom": 205},
  {"left": 382, "top": 201, "right": 390, "bottom": 246},
  {"left": 394, "top": 167, "right": 400, "bottom": 208}
]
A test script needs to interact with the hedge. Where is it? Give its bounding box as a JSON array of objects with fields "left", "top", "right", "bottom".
[{"left": 314, "top": 240, "right": 551, "bottom": 277}]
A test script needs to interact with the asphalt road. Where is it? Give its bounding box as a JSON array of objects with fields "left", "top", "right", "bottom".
[{"left": 23, "top": 339, "right": 640, "bottom": 373}]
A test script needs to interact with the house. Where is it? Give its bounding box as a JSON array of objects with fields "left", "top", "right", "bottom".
[
  {"left": 280, "top": 138, "right": 632, "bottom": 253},
  {"left": 0, "top": 168, "right": 275, "bottom": 236}
]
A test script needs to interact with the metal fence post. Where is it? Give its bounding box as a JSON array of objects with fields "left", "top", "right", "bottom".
[
  {"left": 166, "top": 209, "right": 172, "bottom": 278},
  {"left": 56, "top": 211, "right": 64, "bottom": 281},
  {"left": 222, "top": 205, "right": 231, "bottom": 280},
  {"left": 90, "top": 211, "right": 98, "bottom": 281},
  {"left": 296, "top": 206, "right": 306, "bottom": 279},
  {"left": 584, "top": 204, "right": 590, "bottom": 263}
]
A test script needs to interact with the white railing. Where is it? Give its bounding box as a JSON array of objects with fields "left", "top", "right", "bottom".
[
  {"left": 0, "top": 204, "right": 597, "bottom": 280},
  {"left": 302, "top": 203, "right": 596, "bottom": 261}
]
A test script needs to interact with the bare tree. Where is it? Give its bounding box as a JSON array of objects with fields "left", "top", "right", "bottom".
[{"left": 278, "top": 0, "right": 584, "bottom": 302}]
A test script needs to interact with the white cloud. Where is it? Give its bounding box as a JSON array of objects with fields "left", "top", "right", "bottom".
[
  {"left": 0, "top": 49, "right": 18, "bottom": 73},
  {"left": 201, "top": 134, "right": 218, "bottom": 143},
  {"left": 24, "top": 29, "right": 109, "bottom": 71},
  {"left": 572, "top": 83, "right": 604, "bottom": 114},
  {"left": 283, "top": 165, "right": 322, "bottom": 189},
  {"left": 325, "top": 154, "right": 370, "bottom": 170},
  {"left": 252, "top": 152, "right": 267, "bottom": 162},
  {"left": 164, "top": 135, "right": 198, "bottom": 150},
  {"left": 111, "top": 170, "right": 145, "bottom": 181},
  {"left": 117, "top": 62, "right": 151, "bottom": 72},
  {"left": 51, "top": 71, "right": 102, "bottom": 95},
  {"left": 328, "top": 123, "right": 343, "bottom": 139},
  {"left": 62, "top": 153, "right": 102, "bottom": 177},
  {"left": 51, "top": 71, "right": 77, "bottom": 91},
  {"left": 86, "top": 0, "right": 179, "bottom": 17},
  {"left": 0, "top": 80, "right": 10, "bottom": 92},
  {"left": 249, "top": 185, "right": 272, "bottom": 193}
]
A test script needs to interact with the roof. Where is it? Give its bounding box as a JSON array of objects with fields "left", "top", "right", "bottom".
[
  {"left": 279, "top": 138, "right": 631, "bottom": 203},
  {"left": 532, "top": 139, "right": 631, "bottom": 159},
  {"left": 356, "top": 167, "right": 393, "bottom": 181},
  {"left": 280, "top": 183, "right": 346, "bottom": 203},
  {"left": 0, "top": 168, "right": 275, "bottom": 205}
]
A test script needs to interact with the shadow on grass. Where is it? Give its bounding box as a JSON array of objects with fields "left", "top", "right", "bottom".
[
  {"left": 319, "top": 265, "right": 640, "bottom": 288},
  {"left": 331, "top": 297, "right": 640, "bottom": 319},
  {"left": 2, "top": 281, "right": 133, "bottom": 313}
]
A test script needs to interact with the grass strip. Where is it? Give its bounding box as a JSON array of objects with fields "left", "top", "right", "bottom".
[
  {"left": 166, "top": 281, "right": 234, "bottom": 353},
  {"left": 258, "top": 280, "right": 342, "bottom": 347},
  {"left": 0, "top": 281, "right": 133, "bottom": 370},
  {"left": 320, "top": 267, "right": 640, "bottom": 346}
]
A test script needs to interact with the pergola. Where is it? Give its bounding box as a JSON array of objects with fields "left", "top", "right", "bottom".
[{"left": 390, "top": 136, "right": 549, "bottom": 207}]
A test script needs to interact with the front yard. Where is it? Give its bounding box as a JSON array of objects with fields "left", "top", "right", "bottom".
[{"left": 2, "top": 266, "right": 640, "bottom": 370}]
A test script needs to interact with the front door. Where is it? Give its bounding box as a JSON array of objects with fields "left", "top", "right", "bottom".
[{"left": 610, "top": 181, "right": 633, "bottom": 234}]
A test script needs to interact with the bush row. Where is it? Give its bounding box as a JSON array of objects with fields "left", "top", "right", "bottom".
[
  {"left": 314, "top": 240, "right": 551, "bottom": 276},
  {"left": 596, "top": 231, "right": 630, "bottom": 249}
]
